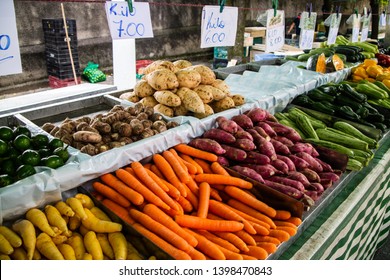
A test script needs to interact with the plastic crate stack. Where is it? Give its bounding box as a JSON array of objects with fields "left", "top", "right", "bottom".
[{"left": 42, "top": 19, "right": 81, "bottom": 88}]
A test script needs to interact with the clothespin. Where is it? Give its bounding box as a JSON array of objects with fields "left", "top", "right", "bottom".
[
  {"left": 272, "top": 0, "right": 278, "bottom": 17},
  {"left": 336, "top": 6, "right": 341, "bottom": 18},
  {"left": 219, "top": 0, "right": 225, "bottom": 13},
  {"left": 354, "top": 8, "right": 358, "bottom": 17},
  {"left": 363, "top": 7, "right": 367, "bottom": 17},
  {"left": 126, "top": 0, "right": 133, "bottom": 13},
  {"left": 306, "top": 3, "right": 312, "bottom": 18}
]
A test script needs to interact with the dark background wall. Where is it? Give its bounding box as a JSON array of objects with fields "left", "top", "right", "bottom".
[{"left": 0, "top": 0, "right": 371, "bottom": 95}]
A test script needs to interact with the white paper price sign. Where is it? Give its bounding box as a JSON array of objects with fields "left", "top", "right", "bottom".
[
  {"left": 327, "top": 13, "right": 341, "bottom": 45},
  {"left": 0, "top": 0, "right": 22, "bottom": 76},
  {"left": 360, "top": 14, "right": 370, "bottom": 42},
  {"left": 201, "top": 6, "right": 238, "bottom": 48},
  {"left": 351, "top": 14, "right": 361, "bottom": 43},
  {"left": 105, "top": 1, "right": 153, "bottom": 40},
  {"left": 299, "top": 11, "right": 317, "bottom": 50},
  {"left": 265, "top": 9, "right": 285, "bottom": 53}
]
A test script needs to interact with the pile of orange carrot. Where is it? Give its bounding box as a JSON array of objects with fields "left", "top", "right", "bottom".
[{"left": 90, "top": 143, "right": 302, "bottom": 260}]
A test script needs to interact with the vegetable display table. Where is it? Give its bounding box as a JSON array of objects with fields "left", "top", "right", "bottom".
[{"left": 277, "top": 133, "right": 390, "bottom": 259}]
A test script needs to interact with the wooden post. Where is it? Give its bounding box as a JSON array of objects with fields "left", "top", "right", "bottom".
[{"left": 61, "top": 3, "right": 78, "bottom": 84}]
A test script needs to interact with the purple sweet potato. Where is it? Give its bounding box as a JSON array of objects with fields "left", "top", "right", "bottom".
[
  {"left": 247, "top": 129, "right": 268, "bottom": 147},
  {"left": 270, "top": 139, "right": 291, "bottom": 155},
  {"left": 318, "top": 172, "right": 340, "bottom": 183},
  {"left": 276, "top": 155, "right": 296, "bottom": 172},
  {"left": 306, "top": 182, "right": 324, "bottom": 193},
  {"left": 286, "top": 171, "right": 311, "bottom": 187},
  {"left": 231, "top": 114, "right": 254, "bottom": 129},
  {"left": 289, "top": 143, "right": 315, "bottom": 154},
  {"left": 314, "top": 158, "right": 334, "bottom": 172},
  {"left": 256, "top": 122, "right": 277, "bottom": 138},
  {"left": 242, "top": 164, "right": 276, "bottom": 178},
  {"left": 233, "top": 138, "right": 256, "bottom": 151},
  {"left": 234, "top": 130, "right": 253, "bottom": 141},
  {"left": 263, "top": 180, "right": 304, "bottom": 199},
  {"left": 216, "top": 116, "right": 239, "bottom": 134},
  {"left": 203, "top": 128, "right": 236, "bottom": 144},
  {"left": 300, "top": 168, "right": 321, "bottom": 183},
  {"left": 270, "top": 159, "right": 289, "bottom": 174},
  {"left": 253, "top": 126, "right": 271, "bottom": 141},
  {"left": 245, "top": 107, "right": 268, "bottom": 123},
  {"left": 244, "top": 151, "right": 271, "bottom": 165},
  {"left": 284, "top": 130, "right": 302, "bottom": 143},
  {"left": 189, "top": 138, "right": 226, "bottom": 155},
  {"left": 217, "top": 156, "right": 230, "bottom": 166},
  {"left": 304, "top": 190, "right": 319, "bottom": 201},
  {"left": 273, "top": 136, "right": 294, "bottom": 147},
  {"left": 288, "top": 154, "right": 311, "bottom": 170},
  {"left": 220, "top": 144, "right": 247, "bottom": 161},
  {"left": 267, "top": 176, "right": 305, "bottom": 192},
  {"left": 320, "top": 179, "right": 333, "bottom": 189},
  {"left": 294, "top": 152, "right": 323, "bottom": 173},
  {"left": 231, "top": 165, "right": 265, "bottom": 184}
]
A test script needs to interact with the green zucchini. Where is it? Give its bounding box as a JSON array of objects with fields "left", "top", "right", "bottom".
[
  {"left": 355, "top": 83, "right": 389, "bottom": 100},
  {"left": 304, "top": 138, "right": 355, "bottom": 158},
  {"left": 316, "top": 128, "right": 370, "bottom": 151},
  {"left": 296, "top": 114, "right": 318, "bottom": 140},
  {"left": 308, "top": 89, "right": 336, "bottom": 102},
  {"left": 333, "top": 121, "right": 378, "bottom": 149},
  {"left": 287, "top": 107, "right": 327, "bottom": 129},
  {"left": 338, "top": 83, "right": 367, "bottom": 103},
  {"left": 278, "top": 119, "right": 306, "bottom": 139},
  {"left": 351, "top": 148, "right": 374, "bottom": 159},
  {"left": 346, "top": 158, "right": 363, "bottom": 171}
]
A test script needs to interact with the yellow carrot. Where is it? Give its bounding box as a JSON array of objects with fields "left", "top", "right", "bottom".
[
  {"left": 108, "top": 232, "right": 128, "bottom": 260},
  {"left": 96, "top": 233, "right": 115, "bottom": 260},
  {"left": 55, "top": 201, "right": 75, "bottom": 217},
  {"left": 0, "top": 226, "right": 22, "bottom": 248},
  {"left": 57, "top": 243, "right": 77, "bottom": 260},
  {"left": 82, "top": 208, "right": 122, "bottom": 233},
  {"left": 45, "top": 205, "right": 71, "bottom": 237},
  {"left": 84, "top": 231, "right": 104, "bottom": 260},
  {"left": 66, "top": 232, "right": 86, "bottom": 260},
  {"left": 75, "top": 193, "right": 95, "bottom": 209},
  {"left": 26, "top": 208, "right": 57, "bottom": 237},
  {"left": 36, "top": 232, "right": 65, "bottom": 260},
  {"left": 0, "top": 233, "right": 14, "bottom": 255},
  {"left": 12, "top": 219, "right": 36, "bottom": 260},
  {"left": 90, "top": 206, "right": 112, "bottom": 222},
  {"left": 66, "top": 197, "right": 88, "bottom": 220}
]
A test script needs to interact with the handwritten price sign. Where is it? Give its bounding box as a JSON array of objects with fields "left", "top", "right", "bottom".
[
  {"left": 0, "top": 0, "right": 22, "bottom": 76},
  {"left": 360, "top": 15, "right": 370, "bottom": 42},
  {"left": 201, "top": 6, "right": 238, "bottom": 48},
  {"left": 265, "top": 9, "right": 284, "bottom": 53},
  {"left": 105, "top": 1, "right": 153, "bottom": 40},
  {"left": 299, "top": 12, "right": 317, "bottom": 50}
]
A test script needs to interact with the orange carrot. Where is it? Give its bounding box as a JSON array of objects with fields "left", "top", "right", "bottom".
[
  {"left": 131, "top": 161, "right": 180, "bottom": 211},
  {"left": 276, "top": 226, "right": 297, "bottom": 237},
  {"left": 274, "top": 220, "right": 297, "bottom": 228},
  {"left": 195, "top": 174, "right": 252, "bottom": 189},
  {"left": 100, "top": 173, "right": 144, "bottom": 205},
  {"left": 174, "top": 143, "right": 218, "bottom": 162},
  {"left": 197, "top": 182, "right": 211, "bottom": 218},
  {"left": 210, "top": 161, "right": 230, "bottom": 176},
  {"left": 145, "top": 168, "right": 169, "bottom": 192},
  {"left": 207, "top": 199, "right": 256, "bottom": 235},
  {"left": 168, "top": 148, "right": 188, "bottom": 171},
  {"left": 246, "top": 245, "right": 268, "bottom": 260},
  {"left": 235, "top": 230, "right": 257, "bottom": 246},
  {"left": 241, "top": 254, "right": 257, "bottom": 260},
  {"left": 184, "top": 228, "right": 225, "bottom": 260},
  {"left": 268, "top": 229, "right": 290, "bottom": 242},
  {"left": 182, "top": 184, "right": 198, "bottom": 210},
  {"left": 214, "top": 243, "right": 243, "bottom": 260},
  {"left": 129, "top": 209, "right": 191, "bottom": 252},
  {"left": 153, "top": 154, "right": 187, "bottom": 197},
  {"left": 116, "top": 169, "right": 170, "bottom": 210},
  {"left": 285, "top": 216, "right": 302, "bottom": 226},
  {"left": 227, "top": 198, "right": 276, "bottom": 229},
  {"left": 177, "top": 196, "right": 193, "bottom": 213},
  {"left": 143, "top": 163, "right": 152, "bottom": 170},
  {"left": 252, "top": 235, "right": 281, "bottom": 246},
  {"left": 185, "top": 176, "right": 199, "bottom": 195},
  {"left": 210, "top": 188, "right": 223, "bottom": 202},
  {"left": 186, "top": 246, "right": 206, "bottom": 260},
  {"left": 132, "top": 223, "right": 191, "bottom": 260},
  {"left": 197, "top": 230, "right": 239, "bottom": 253},
  {"left": 178, "top": 153, "right": 204, "bottom": 174},
  {"left": 224, "top": 186, "right": 276, "bottom": 218},
  {"left": 169, "top": 148, "right": 198, "bottom": 176},
  {"left": 175, "top": 215, "right": 244, "bottom": 232},
  {"left": 256, "top": 242, "right": 278, "bottom": 254},
  {"left": 162, "top": 150, "right": 191, "bottom": 184},
  {"left": 101, "top": 199, "right": 135, "bottom": 225},
  {"left": 92, "top": 181, "right": 131, "bottom": 208},
  {"left": 248, "top": 221, "right": 270, "bottom": 236},
  {"left": 274, "top": 210, "right": 292, "bottom": 220},
  {"left": 142, "top": 204, "right": 197, "bottom": 247},
  {"left": 224, "top": 203, "right": 271, "bottom": 230},
  {"left": 193, "top": 158, "right": 213, "bottom": 174},
  {"left": 211, "top": 184, "right": 225, "bottom": 191},
  {"left": 150, "top": 164, "right": 165, "bottom": 179},
  {"left": 213, "top": 231, "right": 249, "bottom": 252},
  {"left": 160, "top": 178, "right": 181, "bottom": 200}
]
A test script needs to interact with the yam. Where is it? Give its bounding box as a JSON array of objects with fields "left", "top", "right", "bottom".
[
  {"left": 173, "top": 59, "right": 193, "bottom": 70},
  {"left": 153, "top": 90, "right": 181, "bottom": 107},
  {"left": 211, "top": 79, "right": 230, "bottom": 95},
  {"left": 145, "top": 69, "right": 179, "bottom": 90},
  {"left": 232, "top": 94, "right": 245, "bottom": 106},
  {"left": 119, "top": 92, "right": 140, "bottom": 103},
  {"left": 193, "top": 104, "right": 214, "bottom": 119},
  {"left": 175, "top": 69, "right": 201, "bottom": 89},
  {"left": 73, "top": 131, "right": 102, "bottom": 144},
  {"left": 139, "top": 96, "right": 159, "bottom": 108},
  {"left": 174, "top": 104, "right": 189, "bottom": 116},
  {"left": 153, "top": 104, "right": 174, "bottom": 117},
  {"left": 211, "top": 87, "right": 227, "bottom": 101},
  {"left": 186, "top": 65, "right": 216, "bottom": 85},
  {"left": 176, "top": 87, "right": 205, "bottom": 114},
  {"left": 133, "top": 80, "right": 155, "bottom": 98},
  {"left": 193, "top": 85, "right": 214, "bottom": 104},
  {"left": 143, "top": 60, "right": 176, "bottom": 75},
  {"left": 211, "top": 97, "right": 235, "bottom": 113}
]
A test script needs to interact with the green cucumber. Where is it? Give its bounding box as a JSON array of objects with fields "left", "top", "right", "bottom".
[
  {"left": 333, "top": 121, "right": 378, "bottom": 149},
  {"left": 316, "top": 128, "right": 370, "bottom": 151},
  {"left": 304, "top": 138, "right": 355, "bottom": 158}
]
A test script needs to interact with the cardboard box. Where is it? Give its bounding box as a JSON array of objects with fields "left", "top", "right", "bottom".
[{"left": 245, "top": 27, "right": 266, "bottom": 38}]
